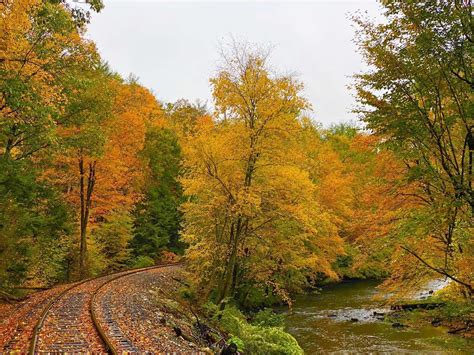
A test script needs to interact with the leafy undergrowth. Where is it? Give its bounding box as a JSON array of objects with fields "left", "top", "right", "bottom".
[{"left": 203, "top": 303, "right": 303, "bottom": 355}]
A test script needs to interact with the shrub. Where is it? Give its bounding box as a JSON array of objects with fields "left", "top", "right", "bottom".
[
  {"left": 217, "top": 305, "right": 303, "bottom": 355},
  {"left": 432, "top": 301, "right": 474, "bottom": 322},
  {"left": 252, "top": 308, "right": 285, "bottom": 328},
  {"left": 131, "top": 255, "right": 155, "bottom": 268}
]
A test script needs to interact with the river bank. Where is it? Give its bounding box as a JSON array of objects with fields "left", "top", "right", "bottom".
[
  {"left": 386, "top": 299, "right": 474, "bottom": 340},
  {"left": 280, "top": 280, "right": 473, "bottom": 353}
]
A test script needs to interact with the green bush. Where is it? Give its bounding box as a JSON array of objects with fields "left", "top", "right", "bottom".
[
  {"left": 239, "top": 285, "right": 282, "bottom": 308},
  {"left": 432, "top": 301, "right": 474, "bottom": 322},
  {"left": 131, "top": 255, "right": 155, "bottom": 269},
  {"left": 252, "top": 308, "right": 285, "bottom": 327},
  {"left": 217, "top": 305, "right": 303, "bottom": 355},
  {"left": 178, "top": 285, "right": 195, "bottom": 300},
  {"left": 228, "top": 336, "right": 245, "bottom": 352}
]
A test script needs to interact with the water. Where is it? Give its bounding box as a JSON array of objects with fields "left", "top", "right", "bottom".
[{"left": 281, "top": 280, "right": 473, "bottom": 354}]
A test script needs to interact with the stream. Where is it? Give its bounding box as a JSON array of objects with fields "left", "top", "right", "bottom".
[{"left": 281, "top": 280, "right": 472, "bottom": 353}]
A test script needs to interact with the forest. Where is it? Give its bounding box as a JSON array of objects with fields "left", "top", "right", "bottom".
[{"left": 0, "top": 0, "right": 472, "bottom": 353}]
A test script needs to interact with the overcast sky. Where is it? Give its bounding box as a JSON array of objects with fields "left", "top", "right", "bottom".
[{"left": 86, "top": 0, "right": 383, "bottom": 126}]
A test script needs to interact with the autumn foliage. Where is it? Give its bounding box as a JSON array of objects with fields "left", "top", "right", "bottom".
[{"left": 1, "top": 0, "right": 471, "bottom": 308}]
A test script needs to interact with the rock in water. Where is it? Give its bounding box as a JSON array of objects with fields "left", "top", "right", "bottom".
[{"left": 392, "top": 322, "right": 406, "bottom": 328}]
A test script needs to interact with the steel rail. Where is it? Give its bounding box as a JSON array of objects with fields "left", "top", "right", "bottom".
[
  {"left": 89, "top": 262, "right": 181, "bottom": 354},
  {"left": 28, "top": 263, "right": 180, "bottom": 354}
]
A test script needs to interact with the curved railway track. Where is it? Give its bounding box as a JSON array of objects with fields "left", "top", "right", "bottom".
[{"left": 28, "top": 263, "right": 179, "bottom": 354}]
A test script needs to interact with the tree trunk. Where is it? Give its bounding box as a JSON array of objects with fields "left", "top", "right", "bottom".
[
  {"left": 218, "top": 134, "right": 258, "bottom": 303},
  {"left": 79, "top": 156, "right": 96, "bottom": 279},
  {"left": 218, "top": 223, "right": 235, "bottom": 303}
]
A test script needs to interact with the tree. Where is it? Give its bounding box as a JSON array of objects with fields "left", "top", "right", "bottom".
[
  {"left": 47, "top": 78, "right": 161, "bottom": 278},
  {"left": 164, "top": 99, "right": 208, "bottom": 138},
  {"left": 0, "top": 0, "right": 99, "bottom": 161},
  {"left": 0, "top": 158, "right": 72, "bottom": 290},
  {"left": 323, "top": 125, "right": 412, "bottom": 279},
  {"left": 45, "top": 67, "right": 115, "bottom": 278},
  {"left": 93, "top": 209, "right": 133, "bottom": 272},
  {"left": 131, "top": 126, "right": 184, "bottom": 260},
  {"left": 181, "top": 42, "right": 344, "bottom": 306},
  {"left": 0, "top": 0, "right": 99, "bottom": 290},
  {"left": 353, "top": 0, "right": 473, "bottom": 295}
]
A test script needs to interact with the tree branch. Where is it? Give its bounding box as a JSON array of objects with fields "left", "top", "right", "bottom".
[{"left": 400, "top": 246, "right": 473, "bottom": 293}]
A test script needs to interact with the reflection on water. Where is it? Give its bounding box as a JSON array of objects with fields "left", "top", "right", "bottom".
[{"left": 281, "top": 280, "right": 472, "bottom": 354}]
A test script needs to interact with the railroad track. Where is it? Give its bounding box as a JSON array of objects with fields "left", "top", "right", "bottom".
[
  {"left": 29, "top": 263, "right": 179, "bottom": 354},
  {"left": 0, "top": 283, "right": 71, "bottom": 352}
]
